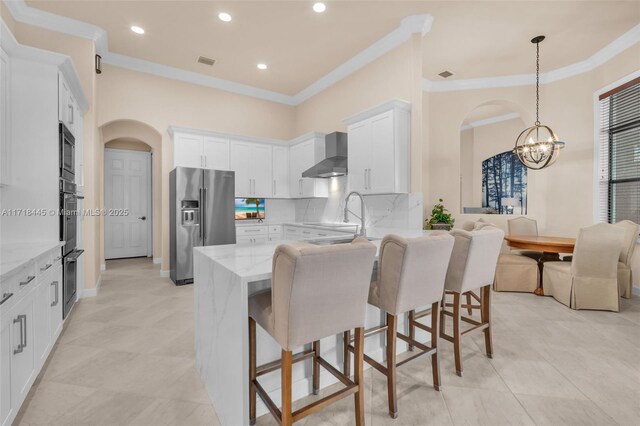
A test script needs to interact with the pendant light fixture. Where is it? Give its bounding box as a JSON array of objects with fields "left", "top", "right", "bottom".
[{"left": 513, "top": 36, "right": 565, "bottom": 170}]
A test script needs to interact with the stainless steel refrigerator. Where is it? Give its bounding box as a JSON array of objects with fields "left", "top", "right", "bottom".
[{"left": 170, "top": 167, "right": 236, "bottom": 285}]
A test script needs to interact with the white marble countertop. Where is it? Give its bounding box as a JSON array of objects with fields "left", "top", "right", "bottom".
[
  {"left": 0, "top": 241, "right": 63, "bottom": 278},
  {"left": 235, "top": 221, "right": 360, "bottom": 232},
  {"left": 194, "top": 227, "right": 431, "bottom": 282}
]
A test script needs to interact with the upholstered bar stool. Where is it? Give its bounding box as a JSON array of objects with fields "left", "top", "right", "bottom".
[
  {"left": 248, "top": 238, "right": 376, "bottom": 426},
  {"left": 344, "top": 233, "right": 454, "bottom": 419},
  {"left": 440, "top": 227, "right": 504, "bottom": 376}
]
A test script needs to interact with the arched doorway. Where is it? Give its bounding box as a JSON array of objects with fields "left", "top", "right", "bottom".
[{"left": 99, "top": 120, "right": 162, "bottom": 269}]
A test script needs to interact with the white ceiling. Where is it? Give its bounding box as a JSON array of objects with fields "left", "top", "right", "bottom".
[{"left": 22, "top": 1, "right": 640, "bottom": 95}]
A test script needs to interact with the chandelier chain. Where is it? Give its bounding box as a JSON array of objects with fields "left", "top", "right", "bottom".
[{"left": 535, "top": 41, "right": 540, "bottom": 125}]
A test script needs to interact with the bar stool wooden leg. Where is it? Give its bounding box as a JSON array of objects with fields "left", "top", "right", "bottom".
[
  {"left": 343, "top": 330, "right": 351, "bottom": 377},
  {"left": 249, "top": 318, "right": 257, "bottom": 425},
  {"left": 408, "top": 310, "right": 415, "bottom": 351},
  {"left": 481, "top": 285, "right": 493, "bottom": 358},
  {"left": 312, "top": 340, "right": 320, "bottom": 395},
  {"left": 466, "top": 292, "right": 473, "bottom": 316},
  {"left": 281, "top": 350, "right": 293, "bottom": 426},
  {"left": 353, "top": 327, "right": 365, "bottom": 426},
  {"left": 452, "top": 292, "right": 463, "bottom": 377},
  {"left": 430, "top": 301, "right": 441, "bottom": 391},
  {"left": 439, "top": 294, "right": 446, "bottom": 337},
  {"left": 386, "top": 313, "right": 398, "bottom": 419}
]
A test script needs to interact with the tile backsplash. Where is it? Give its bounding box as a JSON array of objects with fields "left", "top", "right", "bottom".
[{"left": 293, "top": 177, "right": 423, "bottom": 229}]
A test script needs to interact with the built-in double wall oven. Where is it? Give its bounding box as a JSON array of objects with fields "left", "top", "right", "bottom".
[{"left": 59, "top": 123, "right": 83, "bottom": 318}]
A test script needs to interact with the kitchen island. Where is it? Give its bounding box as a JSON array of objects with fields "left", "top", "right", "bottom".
[{"left": 194, "top": 228, "right": 432, "bottom": 426}]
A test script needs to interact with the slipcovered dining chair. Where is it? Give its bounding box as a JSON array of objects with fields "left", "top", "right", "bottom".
[
  {"left": 248, "top": 238, "right": 376, "bottom": 426},
  {"left": 614, "top": 220, "right": 639, "bottom": 299},
  {"left": 344, "top": 233, "right": 454, "bottom": 419},
  {"left": 493, "top": 253, "right": 539, "bottom": 293},
  {"left": 507, "top": 217, "right": 543, "bottom": 261},
  {"left": 543, "top": 223, "right": 625, "bottom": 312},
  {"left": 441, "top": 227, "right": 504, "bottom": 376}
]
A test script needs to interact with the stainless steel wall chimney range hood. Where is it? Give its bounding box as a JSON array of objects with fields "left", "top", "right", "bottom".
[{"left": 302, "top": 132, "right": 348, "bottom": 178}]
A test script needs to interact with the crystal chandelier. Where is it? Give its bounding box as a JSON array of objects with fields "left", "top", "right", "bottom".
[{"left": 514, "top": 36, "right": 565, "bottom": 170}]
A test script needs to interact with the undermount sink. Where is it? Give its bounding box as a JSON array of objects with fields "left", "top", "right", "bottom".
[{"left": 307, "top": 236, "right": 380, "bottom": 246}]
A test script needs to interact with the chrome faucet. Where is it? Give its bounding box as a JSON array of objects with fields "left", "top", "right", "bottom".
[{"left": 344, "top": 191, "right": 366, "bottom": 237}]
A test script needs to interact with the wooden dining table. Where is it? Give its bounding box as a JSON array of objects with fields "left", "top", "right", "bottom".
[{"left": 504, "top": 235, "right": 576, "bottom": 296}]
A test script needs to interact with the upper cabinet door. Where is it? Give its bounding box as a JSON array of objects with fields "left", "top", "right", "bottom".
[
  {"left": 368, "top": 110, "right": 396, "bottom": 194},
  {"left": 58, "top": 73, "right": 70, "bottom": 125},
  {"left": 174, "top": 134, "right": 203, "bottom": 169},
  {"left": 203, "top": 136, "right": 230, "bottom": 170},
  {"left": 297, "top": 140, "right": 317, "bottom": 197},
  {"left": 272, "top": 146, "right": 289, "bottom": 198},
  {"left": 251, "top": 144, "right": 273, "bottom": 198},
  {"left": 346, "top": 121, "right": 370, "bottom": 193},
  {"left": 289, "top": 142, "right": 303, "bottom": 197},
  {"left": 229, "top": 141, "right": 252, "bottom": 197}
]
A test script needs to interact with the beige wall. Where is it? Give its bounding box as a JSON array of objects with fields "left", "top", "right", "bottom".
[
  {"left": 460, "top": 128, "right": 474, "bottom": 208},
  {"left": 97, "top": 65, "right": 297, "bottom": 272},
  {"left": 425, "top": 44, "right": 640, "bottom": 239}
]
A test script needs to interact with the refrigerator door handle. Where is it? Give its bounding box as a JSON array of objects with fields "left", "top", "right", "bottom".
[{"left": 199, "top": 187, "right": 205, "bottom": 244}]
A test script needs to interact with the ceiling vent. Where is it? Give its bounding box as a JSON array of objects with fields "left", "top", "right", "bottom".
[
  {"left": 197, "top": 56, "right": 216, "bottom": 66},
  {"left": 438, "top": 70, "right": 453, "bottom": 78}
]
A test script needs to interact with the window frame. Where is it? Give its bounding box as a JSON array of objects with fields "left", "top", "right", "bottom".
[{"left": 593, "top": 70, "right": 640, "bottom": 224}]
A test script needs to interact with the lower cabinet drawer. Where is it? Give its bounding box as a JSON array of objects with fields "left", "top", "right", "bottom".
[
  {"left": 237, "top": 236, "right": 268, "bottom": 245},
  {"left": 236, "top": 226, "right": 268, "bottom": 236}
]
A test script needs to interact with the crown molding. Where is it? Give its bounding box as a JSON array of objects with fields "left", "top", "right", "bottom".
[
  {"left": 292, "top": 14, "right": 433, "bottom": 104},
  {"left": 0, "top": 16, "right": 89, "bottom": 112},
  {"left": 424, "top": 22, "right": 640, "bottom": 93},
  {"left": 4, "top": 1, "right": 432, "bottom": 106},
  {"left": 289, "top": 131, "right": 326, "bottom": 145},
  {"left": 5, "top": 0, "right": 638, "bottom": 101},
  {"left": 461, "top": 112, "right": 520, "bottom": 131}
]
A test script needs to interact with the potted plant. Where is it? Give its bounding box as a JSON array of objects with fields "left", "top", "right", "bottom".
[{"left": 425, "top": 198, "right": 455, "bottom": 231}]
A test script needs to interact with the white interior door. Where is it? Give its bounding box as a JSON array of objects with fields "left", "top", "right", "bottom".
[{"left": 105, "top": 149, "right": 151, "bottom": 259}]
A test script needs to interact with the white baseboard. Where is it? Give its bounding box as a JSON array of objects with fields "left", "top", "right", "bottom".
[
  {"left": 100, "top": 263, "right": 106, "bottom": 271},
  {"left": 80, "top": 275, "right": 101, "bottom": 298},
  {"left": 153, "top": 257, "right": 161, "bottom": 264},
  {"left": 160, "top": 270, "right": 170, "bottom": 278}
]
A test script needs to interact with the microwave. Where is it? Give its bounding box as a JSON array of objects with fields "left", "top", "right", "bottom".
[{"left": 59, "top": 123, "right": 75, "bottom": 182}]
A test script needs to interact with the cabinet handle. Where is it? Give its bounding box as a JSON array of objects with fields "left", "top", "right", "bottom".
[
  {"left": 204, "top": 156, "right": 207, "bottom": 168},
  {"left": 54, "top": 256, "right": 62, "bottom": 262},
  {"left": 273, "top": 179, "right": 276, "bottom": 196},
  {"left": 20, "top": 275, "right": 36, "bottom": 286},
  {"left": 13, "top": 314, "right": 26, "bottom": 354},
  {"left": 0, "top": 292, "right": 13, "bottom": 305},
  {"left": 51, "top": 281, "right": 59, "bottom": 307},
  {"left": 364, "top": 169, "right": 368, "bottom": 190},
  {"left": 40, "top": 263, "right": 52, "bottom": 272},
  {"left": 68, "top": 104, "right": 74, "bottom": 124},
  {"left": 302, "top": 231, "right": 311, "bottom": 235},
  {"left": 299, "top": 179, "right": 302, "bottom": 196}
]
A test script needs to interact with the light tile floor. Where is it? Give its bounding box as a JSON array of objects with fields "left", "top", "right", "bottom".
[{"left": 15, "top": 258, "right": 640, "bottom": 426}]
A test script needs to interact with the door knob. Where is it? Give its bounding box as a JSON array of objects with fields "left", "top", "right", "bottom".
[{"left": 138, "top": 216, "right": 147, "bottom": 220}]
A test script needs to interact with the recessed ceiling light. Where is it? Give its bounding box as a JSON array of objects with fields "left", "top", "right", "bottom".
[
  {"left": 218, "top": 12, "right": 232, "bottom": 22},
  {"left": 313, "top": 2, "right": 326, "bottom": 13},
  {"left": 130, "top": 25, "right": 145, "bottom": 35},
  {"left": 257, "top": 63, "right": 268, "bottom": 70}
]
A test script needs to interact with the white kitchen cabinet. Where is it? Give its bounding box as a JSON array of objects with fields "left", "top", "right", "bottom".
[
  {"left": 49, "top": 265, "right": 63, "bottom": 342},
  {"left": 9, "top": 295, "right": 35, "bottom": 418},
  {"left": 345, "top": 100, "right": 411, "bottom": 194},
  {"left": 33, "top": 269, "right": 52, "bottom": 369},
  {"left": 58, "top": 73, "right": 78, "bottom": 137},
  {"left": 172, "top": 133, "right": 231, "bottom": 171},
  {"left": 0, "top": 310, "right": 12, "bottom": 426},
  {"left": 289, "top": 136, "right": 328, "bottom": 198},
  {"left": 0, "top": 48, "right": 10, "bottom": 187},
  {"left": 230, "top": 142, "right": 251, "bottom": 196},
  {"left": 203, "top": 136, "right": 230, "bottom": 170},
  {"left": 230, "top": 141, "right": 272, "bottom": 198},
  {"left": 271, "top": 146, "right": 289, "bottom": 198},
  {"left": 174, "top": 133, "right": 204, "bottom": 169}
]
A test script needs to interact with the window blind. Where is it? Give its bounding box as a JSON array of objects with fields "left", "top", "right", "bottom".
[{"left": 598, "top": 79, "right": 640, "bottom": 224}]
